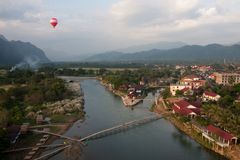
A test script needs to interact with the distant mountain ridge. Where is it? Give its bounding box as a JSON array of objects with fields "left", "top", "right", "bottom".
[
  {"left": 86, "top": 44, "right": 240, "bottom": 63},
  {"left": 0, "top": 35, "right": 50, "bottom": 67},
  {"left": 116, "top": 41, "right": 187, "bottom": 53}
]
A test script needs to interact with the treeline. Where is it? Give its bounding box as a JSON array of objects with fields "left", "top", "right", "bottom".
[
  {"left": 102, "top": 68, "right": 180, "bottom": 89},
  {"left": 0, "top": 70, "right": 73, "bottom": 126},
  {"left": 0, "top": 69, "right": 73, "bottom": 151}
]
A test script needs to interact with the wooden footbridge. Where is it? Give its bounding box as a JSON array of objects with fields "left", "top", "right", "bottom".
[
  {"left": 4, "top": 114, "right": 167, "bottom": 160},
  {"left": 80, "top": 115, "right": 163, "bottom": 142},
  {"left": 31, "top": 114, "right": 164, "bottom": 143}
]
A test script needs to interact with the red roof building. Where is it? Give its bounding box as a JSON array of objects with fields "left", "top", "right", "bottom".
[
  {"left": 180, "top": 75, "right": 206, "bottom": 89},
  {"left": 203, "top": 91, "right": 220, "bottom": 102},
  {"left": 172, "top": 100, "right": 200, "bottom": 118},
  {"left": 207, "top": 125, "right": 234, "bottom": 141},
  {"left": 202, "top": 125, "right": 238, "bottom": 148}
]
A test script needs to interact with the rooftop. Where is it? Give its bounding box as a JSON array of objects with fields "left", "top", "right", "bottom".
[
  {"left": 204, "top": 91, "right": 218, "bottom": 97},
  {"left": 207, "top": 125, "right": 235, "bottom": 141}
]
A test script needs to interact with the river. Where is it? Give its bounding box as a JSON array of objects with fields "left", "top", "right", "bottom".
[{"left": 48, "top": 79, "right": 226, "bottom": 160}]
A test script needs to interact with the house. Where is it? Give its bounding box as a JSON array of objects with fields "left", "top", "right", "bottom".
[
  {"left": 172, "top": 100, "right": 200, "bottom": 118},
  {"left": 170, "top": 84, "right": 191, "bottom": 96},
  {"left": 180, "top": 75, "right": 206, "bottom": 89},
  {"left": 127, "top": 85, "right": 144, "bottom": 98},
  {"left": 202, "top": 91, "right": 221, "bottom": 102},
  {"left": 202, "top": 125, "right": 238, "bottom": 149}
]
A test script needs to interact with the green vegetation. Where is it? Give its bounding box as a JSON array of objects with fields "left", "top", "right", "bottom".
[
  {"left": 202, "top": 104, "right": 240, "bottom": 137},
  {"left": 195, "top": 117, "right": 210, "bottom": 127},
  {"left": 0, "top": 69, "right": 74, "bottom": 152},
  {"left": 102, "top": 67, "right": 178, "bottom": 90},
  {"left": 0, "top": 70, "right": 73, "bottom": 125},
  {"left": 179, "top": 116, "right": 191, "bottom": 123}
]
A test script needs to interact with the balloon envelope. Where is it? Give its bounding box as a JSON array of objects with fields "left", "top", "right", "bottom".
[{"left": 50, "top": 18, "right": 58, "bottom": 28}]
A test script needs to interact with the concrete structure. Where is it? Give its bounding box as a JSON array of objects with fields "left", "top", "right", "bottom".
[
  {"left": 202, "top": 125, "right": 238, "bottom": 149},
  {"left": 215, "top": 72, "right": 240, "bottom": 85}
]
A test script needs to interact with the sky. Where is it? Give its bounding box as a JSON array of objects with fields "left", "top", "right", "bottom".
[{"left": 1, "top": 0, "right": 240, "bottom": 60}]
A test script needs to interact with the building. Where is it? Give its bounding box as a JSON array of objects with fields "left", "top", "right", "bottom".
[
  {"left": 215, "top": 72, "right": 240, "bottom": 85},
  {"left": 127, "top": 85, "right": 144, "bottom": 98},
  {"left": 181, "top": 75, "right": 201, "bottom": 83},
  {"left": 198, "top": 66, "right": 212, "bottom": 73},
  {"left": 170, "top": 84, "right": 191, "bottom": 96},
  {"left": 170, "top": 75, "right": 205, "bottom": 96},
  {"left": 172, "top": 100, "right": 200, "bottom": 118},
  {"left": 180, "top": 75, "right": 206, "bottom": 89},
  {"left": 202, "top": 91, "right": 221, "bottom": 102},
  {"left": 202, "top": 125, "right": 238, "bottom": 149}
]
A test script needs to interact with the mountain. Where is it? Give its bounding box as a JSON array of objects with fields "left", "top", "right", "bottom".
[
  {"left": 0, "top": 35, "right": 50, "bottom": 67},
  {"left": 86, "top": 44, "right": 240, "bottom": 63},
  {"left": 116, "top": 41, "right": 187, "bottom": 53}
]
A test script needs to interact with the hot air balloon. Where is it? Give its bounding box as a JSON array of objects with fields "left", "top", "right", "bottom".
[{"left": 50, "top": 18, "right": 58, "bottom": 28}]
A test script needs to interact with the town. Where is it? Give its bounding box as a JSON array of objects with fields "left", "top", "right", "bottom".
[
  {"left": 1, "top": 62, "right": 240, "bottom": 160},
  {"left": 98, "top": 63, "right": 240, "bottom": 159}
]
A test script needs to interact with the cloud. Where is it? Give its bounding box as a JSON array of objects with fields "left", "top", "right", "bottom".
[
  {"left": 0, "top": 0, "right": 42, "bottom": 22},
  {"left": 1, "top": 0, "right": 240, "bottom": 60},
  {"left": 108, "top": 0, "right": 240, "bottom": 44}
]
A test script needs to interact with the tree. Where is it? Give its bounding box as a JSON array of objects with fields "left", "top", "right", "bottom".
[
  {"left": 175, "top": 90, "right": 183, "bottom": 96},
  {"left": 218, "top": 95, "right": 234, "bottom": 108},
  {"left": 233, "top": 83, "right": 240, "bottom": 94},
  {"left": 9, "top": 106, "right": 23, "bottom": 125},
  {"left": 162, "top": 88, "right": 171, "bottom": 99}
]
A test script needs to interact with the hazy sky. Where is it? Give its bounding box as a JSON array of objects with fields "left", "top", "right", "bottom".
[{"left": 1, "top": 0, "right": 240, "bottom": 60}]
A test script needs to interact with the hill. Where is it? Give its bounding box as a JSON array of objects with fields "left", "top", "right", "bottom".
[
  {"left": 86, "top": 44, "right": 240, "bottom": 63},
  {"left": 116, "top": 41, "right": 186, "bottom": 53},
  {"left": 0, "top": 35, "right": 50, "bottom": 67}
]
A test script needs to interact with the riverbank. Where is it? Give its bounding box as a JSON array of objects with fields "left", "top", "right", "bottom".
[
  {"left": 4, "top": 79, "right": 86, "bottom": 160},
  {"left": 100, "top": 80, "right": 145, "bottom": 107},
  {"left": 153, "top": 98, "right": 240, "bottom": 160},
  {"left": 31, "top": 80, "right": 86, "bottom": 159}
]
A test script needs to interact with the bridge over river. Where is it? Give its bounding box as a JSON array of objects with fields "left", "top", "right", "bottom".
[
  {"left": 27, "top": 114, "right": 165, "bottom": 159},
  {"left": 32, "top": 114, "right": 165, "bottom": 143}
]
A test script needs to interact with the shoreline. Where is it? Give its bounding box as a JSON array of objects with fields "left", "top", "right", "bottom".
[
  {"left": 31, "top": 80, "right": 86, "bottom": 159},
  {"left": 153, "top": 98, "right": 239, "bottom": 160},
  {"left": 95, "top": 79, "right": 240, "bottom": 160},
  {"left": 100, "top": 80, "right": 145, "bottom": 107}
]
